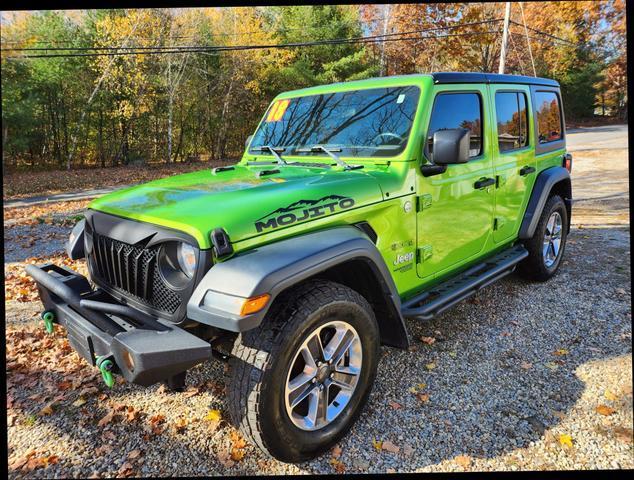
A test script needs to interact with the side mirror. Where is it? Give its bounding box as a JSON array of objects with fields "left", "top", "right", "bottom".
[
  {"left": 431, "top": 128, "right": 470, "bottom": 165},
  {"left": 245, "top": 135, "right": 253, "bottom": 149}
]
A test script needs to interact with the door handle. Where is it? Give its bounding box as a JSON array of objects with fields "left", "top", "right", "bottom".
[
  {"left": 519, "top": 166, "right": 536, "bottom": 176},
  {"left": 474, "top": 177, "right": 495, "bottom": 189}
]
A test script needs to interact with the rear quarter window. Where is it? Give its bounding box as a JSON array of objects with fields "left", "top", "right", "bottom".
[{"left": 535, "top": 91, "right": 563, "bottom": 144}]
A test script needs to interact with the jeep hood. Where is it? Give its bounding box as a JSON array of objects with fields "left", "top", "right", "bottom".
[{"left": 89, "top": 164, "right": 384, "bottom": 249}]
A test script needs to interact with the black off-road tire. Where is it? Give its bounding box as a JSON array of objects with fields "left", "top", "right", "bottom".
[
  {"left": 518, "top": 194, "right": 568, "bottom": 281},
  {"left": 227, "top": 279, "right": 380, "bottom": 463}
]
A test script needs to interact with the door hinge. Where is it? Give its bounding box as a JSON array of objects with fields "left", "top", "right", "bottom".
[
  {"left": 416, "top": 194, "right": 432, "bottom": 211},
  {"left": 496, "top": 174, "right": 507, "bottom": 188},
  {"left": 417, "top": 245, "right": 433, "bottom": 263},
  {"left": 493, "top": 217, "right": 506, "bottom": 230}
]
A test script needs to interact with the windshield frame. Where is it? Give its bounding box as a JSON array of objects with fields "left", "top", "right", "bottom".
[{"left": 244, "top": 80, "right": 426, "bottom": 164}]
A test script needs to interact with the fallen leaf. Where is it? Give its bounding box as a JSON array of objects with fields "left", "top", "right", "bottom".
[
  {"left": 520, "top": 362, "right": 533, "bottom": 370},
  {"left": 173, "top": 417, "right": 188, "bottom": 432},
  {"left": 545, "top": 362, "right": 559, "bottom": 371},
  {"left": 381, "top": 440, "right": 400, "bottom": 453},
  {"left": 229, "top": 430, "right": 247, "bottom": 449},
  {"left": 554, "top": 349, "right": 569, "bottom": 356},
  {"left": 8, "top": 456, "right": 28, "bottom": 471},
  {"left": 217, "top": 449, "right": 235, "bottom": 468},
  {"left": 449, "top": 351, "right": 457, "bottom": 358},
  {"left": 72, "top": 397, "right": 87, "bottom": 407},
  {"left": 80, "top": 386, "right": 99, "bottom": 396},
  {"left": 39, "top": 403, "right": 54, "bottom": 416},
  {"left": 604, "top": 389, "right": 618, "bottom": 401},
  {"left": 425, "top": 362, "right": 436, "bottom": 371},
  {"left": 408, "top": 383, "right": 427, "bottom": 394},
  {"left": 97, "top": 411, "right": 115, "bottom": 427},
  {"left": 230, "top": 447, "right": 246, "bottom": 462},
  {"left": 416, "top": 393, "right": 430, "bottom": 403},
  {"left": 596, "top": 405, "right": 616, "bottom": 416},
  {"left": 128, "top": 449, "right": 142, "bottom": 460},
  {"left": 205, "top": 409, "right": 222, "bottom": 423},
  {"left": 613, "top": 426, "right": 633, "bottom": 443},
  {"left": 95, "top": 444, "right": 114, "bottom": 456},
  {"left": 559, "top": 434, "right": 573, "bottom": 447},
  {"left": 455, "top": 454, "right": 472, "bottom": 468},
  {"left": 331, "top": 444, "right": 342, "bottom": 459},
  {"left": 388, "top": 401, "right": 402, "bottom": 410},
  {"left": 149, "top": 414, "right": 165, "bottom": 424},
  {"left": 329, "top": 458, "right": 345, "bottom": 473},
  {"left": 420, "top": 336, "right": 436, "bottom": 345},
  {"left": 372, "top": 439, "right": 383, "bottom": 451},
  {"left": 117, "top": 461, "right": 135, "bottom": 477},
  {"left": 183, "top": 387, "right": 200, "bottom": 398},
  {"left": 125, "top": 406, "right": 138, "bottom": 422}
]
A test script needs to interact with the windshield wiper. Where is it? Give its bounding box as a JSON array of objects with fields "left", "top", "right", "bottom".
[
  {"left": 251, "top": 145, "right": 287, "bottom": 165},
  {"left": 296, "top": 145, "right": 363, "bottom": 171}
]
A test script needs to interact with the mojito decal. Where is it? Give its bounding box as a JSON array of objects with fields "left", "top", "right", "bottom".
[{"left": 255, "top": 195, "right": 355, "bottom": 232}]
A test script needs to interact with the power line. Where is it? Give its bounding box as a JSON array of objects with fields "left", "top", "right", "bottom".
[
  {"left": 0, "top": 13, "right": 390, "bottom": 46},
  {"left": 2, "top": 18, "right": 503, "bottom": 53},
  {"left": 4, "top": 29, "right": 503, "bottom": 60},
  {"left": 508, "top": 19, "right": 580, "bottom": 47}
]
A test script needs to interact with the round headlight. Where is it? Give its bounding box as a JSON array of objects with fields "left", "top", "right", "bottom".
[
  {"left": 177, "top": 243, "right": 197, "bottom": 279},
  {"left": 158, "top": 242, "right": 198, "bottom": 289}
]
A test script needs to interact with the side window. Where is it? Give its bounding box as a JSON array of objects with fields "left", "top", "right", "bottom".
[
  {"left": 495, "top": 91, "right": 529, "bottom": 152},
  {"left": 427, "top": 93, "right": 482, "bottom": 160},
  {"left": 535, "top": 91, "right": 562, "bottom": 144}
]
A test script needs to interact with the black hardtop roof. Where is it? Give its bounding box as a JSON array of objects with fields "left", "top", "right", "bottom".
[{"left": 431, "top": 72, "right": 559, "bottom": 87}]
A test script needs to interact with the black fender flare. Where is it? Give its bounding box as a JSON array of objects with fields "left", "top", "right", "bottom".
[
  {"left": 519, "top": 166, "right": 572, "bottom": 239},
  {"left": 187, "top": 226, "right": 409, "bottom": 348}
]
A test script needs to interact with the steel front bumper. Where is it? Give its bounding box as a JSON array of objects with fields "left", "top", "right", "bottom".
[{"left": 26, "top": 263, "right": 211, "bottom": 387}]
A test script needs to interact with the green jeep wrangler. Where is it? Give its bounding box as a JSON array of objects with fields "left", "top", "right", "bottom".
[{"left": 28, "top": 72, "right": 573, "bottom": 462}]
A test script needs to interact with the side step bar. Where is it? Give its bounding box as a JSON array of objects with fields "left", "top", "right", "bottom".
[{"left": 401, "top": 244, "right": 528, "bottom": 320}]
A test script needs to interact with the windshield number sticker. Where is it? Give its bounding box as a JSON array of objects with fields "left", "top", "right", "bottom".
[
  {"left": 266, "top": 99, "right": 290, "bottom": 122},
  {"left": 396, "top": 94, "right": 405, "bottom": 104}
]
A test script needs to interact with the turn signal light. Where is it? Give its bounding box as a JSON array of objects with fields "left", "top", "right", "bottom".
[
  {"left": 240, "top": 294, "right": 270, "bottom": 316},
  {"left": 563, "top": 153, "right": 573, "bottom": 172}
]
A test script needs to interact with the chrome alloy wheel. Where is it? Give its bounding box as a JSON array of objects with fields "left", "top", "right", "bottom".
[
  {"left": 543, "top": 211, "right": 563, "bottom": 268},
  {"left": 284, "top": 320, "right": 362, "bottom": 431}
]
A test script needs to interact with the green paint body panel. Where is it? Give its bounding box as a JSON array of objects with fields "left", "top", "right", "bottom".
[{"left": 89, "top": 73, "right": 568, "bottom": 302}]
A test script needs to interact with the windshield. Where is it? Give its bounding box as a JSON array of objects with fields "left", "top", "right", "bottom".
[{"left": 249, "top": 85, "right": 420, "bottom": 159}]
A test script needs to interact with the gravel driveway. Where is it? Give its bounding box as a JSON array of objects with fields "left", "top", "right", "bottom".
[{"left": 5, "top": 129, "right": 632, "bottom": 476}]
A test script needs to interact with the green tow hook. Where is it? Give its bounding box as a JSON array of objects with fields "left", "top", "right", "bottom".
[
  {"left": 41, "top": 310, "right": 55, "bottom": 334},
  {"left": 96, "top": 356, "right": 115, "bottom": 388}
]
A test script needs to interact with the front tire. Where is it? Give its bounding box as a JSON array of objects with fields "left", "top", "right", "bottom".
[
  {"left": 227, "top": 279, "right": 380, "bottom": 463},
  {"left": 518, "top": 194, "right": 568, "bottom": 281}
]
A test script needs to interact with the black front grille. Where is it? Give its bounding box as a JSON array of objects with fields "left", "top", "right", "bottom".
[{"left": 89, "top": 233, "right": 181, "bottom": 314}]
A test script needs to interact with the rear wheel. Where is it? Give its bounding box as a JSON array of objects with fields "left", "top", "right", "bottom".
[
  {"left": 227, "top": 280, "right": 380, "bottom": 462},
  {"left": 518, "top": 194, "right": 568, "bottom": 281}
]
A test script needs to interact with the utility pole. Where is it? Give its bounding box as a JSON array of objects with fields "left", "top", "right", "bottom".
[
  {"left": 379, "top": 4, "right": 391, "bottom": 76},
  {"left": 498, "top": 2, "right": 511, "bottom": 74}
]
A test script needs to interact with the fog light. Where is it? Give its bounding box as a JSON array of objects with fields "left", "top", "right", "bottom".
[
  {"left": 122, "top": 350, "right": 135, "bottom": 372},
  {"left": 240, "top": 294, "right": 270, "bottom": 316}
]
